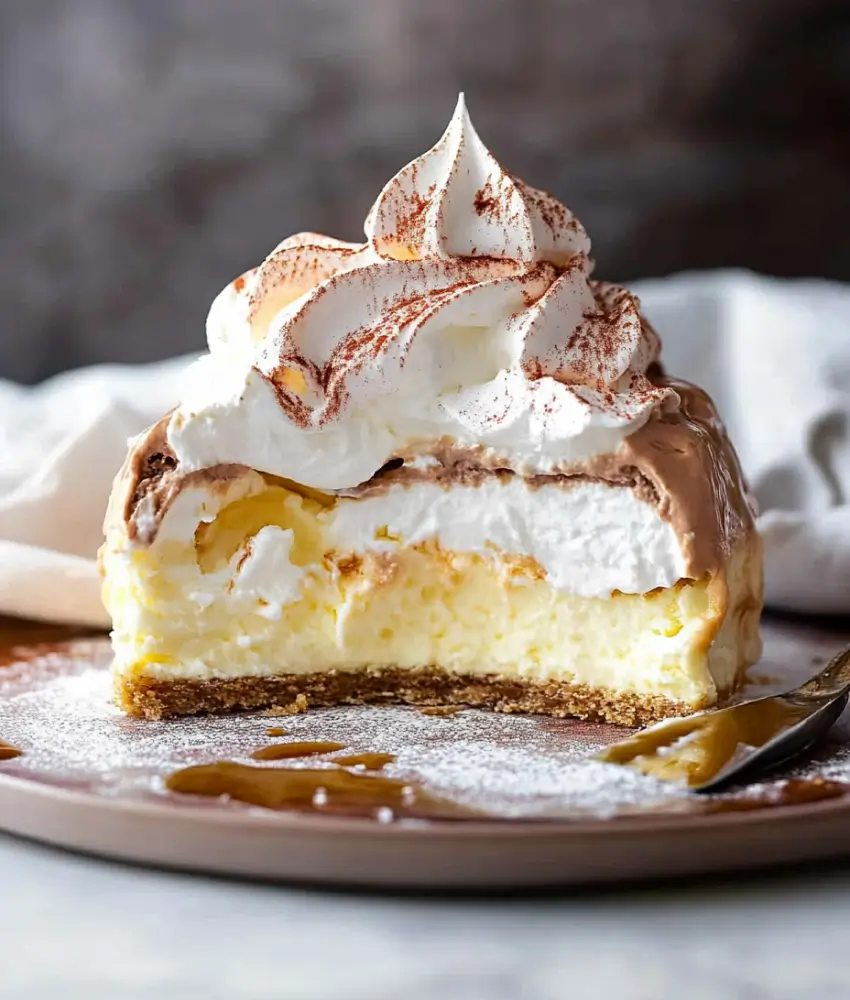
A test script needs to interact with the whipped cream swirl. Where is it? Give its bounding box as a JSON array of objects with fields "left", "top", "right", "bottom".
[{"left": 170, "top": 95, "right": 675, "bottom": 489}]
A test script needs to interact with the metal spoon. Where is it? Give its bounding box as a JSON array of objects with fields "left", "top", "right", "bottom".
[{"left": 595, "top": 644, "right": 850, "bottom": 793}]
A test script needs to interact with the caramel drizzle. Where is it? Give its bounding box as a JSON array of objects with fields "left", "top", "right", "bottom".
[
  {"left": 0, "top": 739, "right": 22, "bottom": 761},
  {"left": 328, "top": 752, "right": 396, "bottom": 771},
  {"left": 165, "top": 761, "right": 477, "bottom": 820},
  {"left": 598, "top": 698, "right": 815, "bottom": 788},
  {"left": 251, "top": 740, "right": 346, "bottom": 762}
]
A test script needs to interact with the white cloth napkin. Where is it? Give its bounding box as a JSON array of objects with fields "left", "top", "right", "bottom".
[
  {"left": 1, "top": 269, "right": 848, "bottom": 625},
  {"left": 0, "top": 357, "right": 189, "bottom": 626},
  {"left": 636, "top": 270, "right": 850, "bottom": 614}
]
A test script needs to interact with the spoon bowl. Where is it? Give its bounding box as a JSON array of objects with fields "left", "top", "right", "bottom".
[{"left": 596, "top": 645, "right": 850, "bottom": 792}]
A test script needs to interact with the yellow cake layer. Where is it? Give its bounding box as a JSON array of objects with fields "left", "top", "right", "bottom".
[{"left": 102, "top": 478, "right": 762, "bottom": 714}]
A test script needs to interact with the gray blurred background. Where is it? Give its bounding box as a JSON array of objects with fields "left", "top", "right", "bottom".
[{"left": 2, "top": 0, "right": 849, "bottom": 383}]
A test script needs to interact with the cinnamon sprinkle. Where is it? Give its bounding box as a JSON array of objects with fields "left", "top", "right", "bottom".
[{"left": 473, "top": 179, "right": 498, "bottom": 217}]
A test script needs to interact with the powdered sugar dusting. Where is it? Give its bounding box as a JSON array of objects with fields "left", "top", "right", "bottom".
[
  {"left": 1, "top": 618, "right": 849, "bottom": 824},
  {"left": 0, "top": 646, "right": 688, "bottom": 818}
]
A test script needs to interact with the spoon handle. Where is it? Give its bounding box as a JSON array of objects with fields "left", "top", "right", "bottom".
[{"left": 797, "top": 646, "right": 850, "bottom": 699}]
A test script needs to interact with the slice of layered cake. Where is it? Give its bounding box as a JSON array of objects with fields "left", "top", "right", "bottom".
[{"left": 101, "top": 95, "right": 762, "bottom": 724}]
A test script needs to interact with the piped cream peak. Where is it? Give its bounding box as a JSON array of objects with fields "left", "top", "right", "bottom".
[
  {"left": 364, "top": 91, "right": 590, "bottom": 263},
  {"left": 168, "top": 97, "right": 674, "bottom": 491}
]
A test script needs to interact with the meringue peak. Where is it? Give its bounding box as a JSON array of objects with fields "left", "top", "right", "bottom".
[{"left": 365, "top": 93, "right": 590, "bottom": 265}]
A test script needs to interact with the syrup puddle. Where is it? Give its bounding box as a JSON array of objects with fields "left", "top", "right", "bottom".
[
  {"left": 0, "top": 739, "right": 21, "bottom": 761},
  {"left": 597, "top": 698, "right": 814, "bottom": 787},
  {"left": 704, "top": 777, "right": 846, "bottom": 812},
  {"left": 328, "top": 752, "right": 396, "bottom": 771},
  {"left": 165, "top": 761, "right": 479, "bottom": 820},
  {"left": 251, "top": 740, "right": 346, "bottom": 761}
]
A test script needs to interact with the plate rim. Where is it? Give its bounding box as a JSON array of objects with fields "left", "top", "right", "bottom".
[
  {"left": 5, "top": 620, "right": 850, "bottom": 887},
  {"left": 3, "top": 767, "right": 850, "bottom": 889},
  {"left": 2, "top": 764, "right": 850, "bottom": 837}
]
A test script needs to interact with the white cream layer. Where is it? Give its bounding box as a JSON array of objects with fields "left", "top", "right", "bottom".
[
  {"left": 149, "top": 476, "right": 687, "bottom": 611},
  {"left": 325, "top": 479, "right": 687, "bottom": 597}
]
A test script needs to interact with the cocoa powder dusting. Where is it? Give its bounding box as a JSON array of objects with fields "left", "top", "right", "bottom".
[
  {"left": 317, "top": 267, "right": 491, "bottom": 426},
  {"left": 473, "top": 180, "right": 498, "bottom": 217},
  {"left": 393, "top": 187, "right": 434, "bottom": 253}
]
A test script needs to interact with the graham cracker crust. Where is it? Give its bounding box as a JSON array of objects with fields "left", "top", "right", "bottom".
[{"left": 115, "top": 666, "right": 710, "bottom": 727}]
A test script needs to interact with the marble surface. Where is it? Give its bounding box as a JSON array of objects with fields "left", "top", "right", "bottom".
[{"left": 2, "top": 831, "right": 850, "bottom": 1000}]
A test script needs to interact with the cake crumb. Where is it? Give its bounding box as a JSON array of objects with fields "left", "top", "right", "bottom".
[{"left": 263, "top": 694, "right": 310, "bottom": 717}]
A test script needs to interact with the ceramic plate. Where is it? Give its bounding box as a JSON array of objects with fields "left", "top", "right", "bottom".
[{"left": 1, "top": 617, "right": 849, "bottom": 888}]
